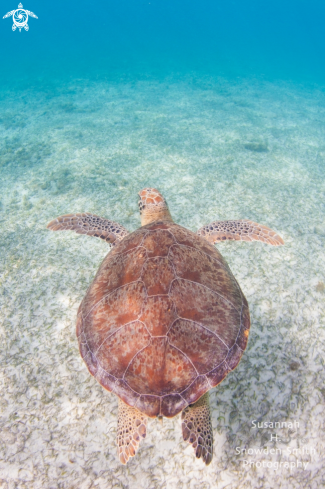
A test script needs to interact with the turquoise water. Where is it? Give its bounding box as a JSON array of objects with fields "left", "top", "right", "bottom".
[{"left": 0, "top": 1, "right": 325, "bottom": 488}]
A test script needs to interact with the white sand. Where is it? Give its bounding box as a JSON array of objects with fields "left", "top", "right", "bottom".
[{"left": 0, "top": 76, "right": 324, "bottom": 488}]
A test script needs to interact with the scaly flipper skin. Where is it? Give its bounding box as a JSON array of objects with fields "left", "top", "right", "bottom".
[
  {"left": 47, "top": 213, "right": 129, "bottom": 246},
  {"left": 197, "top": 219, "right": 284, "bottom": 246},
  {"left": 182, "top": 393, "right": 213, "bottom": 465},
  {"left": 117, "top": 399, "right": 147, "bottom": 464}
]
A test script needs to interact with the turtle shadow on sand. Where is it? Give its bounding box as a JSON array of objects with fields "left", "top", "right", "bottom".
[{"left": 47, "top": 187, "right": 284, "bottom": 466}]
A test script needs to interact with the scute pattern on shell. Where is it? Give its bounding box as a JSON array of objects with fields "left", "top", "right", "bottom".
[{"left": 77, "top": 221, "right": 250, "bottom": 417}]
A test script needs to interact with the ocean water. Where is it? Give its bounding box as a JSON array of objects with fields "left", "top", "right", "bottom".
[{"left": 0, "top": 1, "right": 325, "bottom": 488}]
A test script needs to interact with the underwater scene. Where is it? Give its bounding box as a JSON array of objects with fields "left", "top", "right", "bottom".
[{"left": 0, "top": 1, "right": 324, "bottom": 488}]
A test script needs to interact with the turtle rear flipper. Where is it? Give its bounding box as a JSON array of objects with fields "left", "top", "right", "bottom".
[
  {"left": 197, "top": 219, "right": 284, "bottom": 246},
  {"left": 117, "top": 399, "right": 147, "bottom": 464},
  {"left": 182, "top": 393, "right": 213, "bottom": 465},
  {"left": 47, "top": 212, "right": 129, "bottom": 245}
]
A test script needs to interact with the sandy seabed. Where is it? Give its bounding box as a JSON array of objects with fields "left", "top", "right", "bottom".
[{"left": 0, "top": 75, "right": 324, "bottom": 488}]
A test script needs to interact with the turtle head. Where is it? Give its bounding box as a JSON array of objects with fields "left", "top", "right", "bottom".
[{"left": 138, "top": 188, "right": 173, "bottom": 226}]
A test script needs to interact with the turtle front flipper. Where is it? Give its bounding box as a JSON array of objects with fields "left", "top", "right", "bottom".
[
  {"left": 197, "top": 219, "right": 284, "bottom": 246},
  {"left": 182, "top": 393, "right": 213, "bottom": 465},
  {"left": 117, "top": 399, "right": 147, "bottom": 464},
  {"left": 47, "top": 213, "right": 129, "bottom": 245}
]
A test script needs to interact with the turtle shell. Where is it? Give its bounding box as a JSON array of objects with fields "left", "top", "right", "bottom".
[{"left": 77, "top": 220, "right": 250, "bottom": 417}]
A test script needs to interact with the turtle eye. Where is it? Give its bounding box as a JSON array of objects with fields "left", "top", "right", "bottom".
[{"left": 138, "top": 200, "right": 145, "bottom": 213}]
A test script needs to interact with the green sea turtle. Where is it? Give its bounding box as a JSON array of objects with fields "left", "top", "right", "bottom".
[{"left": 47, "top": 188, "right": 283, "bottom": 465}]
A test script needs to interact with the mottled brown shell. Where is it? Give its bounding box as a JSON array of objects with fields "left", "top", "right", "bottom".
[{"left": 77, "top": 221, "right": 250, "bottom": 417}]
